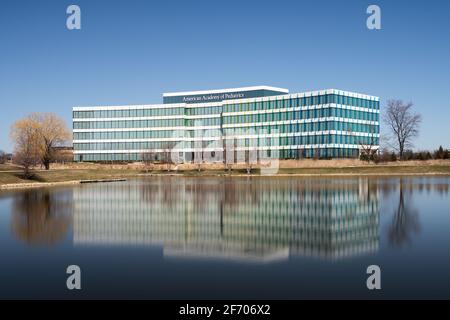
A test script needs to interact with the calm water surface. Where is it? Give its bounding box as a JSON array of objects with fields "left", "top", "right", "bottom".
[{"left": 0, "top": 176, "right": 449, "bottom": 299}]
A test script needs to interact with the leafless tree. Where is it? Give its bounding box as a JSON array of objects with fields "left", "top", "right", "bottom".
[
  {"left": 53, "top": 147, "right": 73, "bottom": 164},
  {"left": 313, "top": 148, "right": 320, "bottom": 160},
  {"left": 0, "top": 150, "right": 7, "bottom": 164},
  {"left": 10, "top": 124, "right": 40, "bottom": 178},
  {"left": 245, "top": 149, "right": 252, "bottom": 174},
  {"left": 298, "top": 148, "right": 304, "bottom": 160},
  {"left": 161, "top": 141, "right": 174, "bottom": 172},
  {"left": 223, "top": 136, "right": 234, "bottom": 173},
  {"left": 383, "top": 100, "right": 422, "bottom": 160},
  {"left": 10, "top": 113, "right": 70, "bottom": 170},
  {"left": 194, "top": 140, "right": 203, "bottom": 172},
  {"left": 141, "top": 151, "right": 156, "bottom": 172},
  {"left": 245, "top": 139, "right": 257, "bottom": 174},
  {"left": 350, "top": 126, "right": 379, "bottom": 162}
]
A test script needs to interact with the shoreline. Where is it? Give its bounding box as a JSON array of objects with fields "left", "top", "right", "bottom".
[
  {"left": 2, "top": 160, "right": 450, "bottom": 191},
  {"left": 1, "top": 170, "right": 450, "bottom": 191},
  {"left": 0, "top": 178, "right": 128, "bottom": 191},
  {"left": 0, "top": 180, "right": 81, "bottom": 191}
]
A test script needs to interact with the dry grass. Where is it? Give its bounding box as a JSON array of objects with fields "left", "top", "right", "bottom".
[
  {"left": 0, "top": 163, "right": 23, "bottom": 171},
  {"left": 47, "top": 159, "right": 450, "bottom": 171},
  {"left": 0, "top": 169, "right": 141, "bottom": 184},
  {"left": 2, "top": 159, "right": 450, "bottom": 188}
]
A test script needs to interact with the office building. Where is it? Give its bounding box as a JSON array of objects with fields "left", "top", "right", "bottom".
[{"left": 72, "top": 86, "right": 380, "bottom": 162}]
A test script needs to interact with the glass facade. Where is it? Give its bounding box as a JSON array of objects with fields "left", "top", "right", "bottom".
[{"left": 73, "top": 88, "right": 380, "bottom": 162}]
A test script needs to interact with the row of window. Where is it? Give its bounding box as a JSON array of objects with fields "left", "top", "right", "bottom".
[
  {"left": 73, "top": 130, "right": 182, "bottom": 140},
  {"left": 73, "top": 106, "right": 225, "bottom": 119},
  {"left": 73, "top": 119, "right": 184, "bottom": 129},
  {"left": 74, "top": 135, "right": 379, "bottom": 151},
  {"left": 185, "top": 106, "right": 222, "bottom": 116},
  {"left": 223, "top": 107, "right": 378, "bottom": 124},
  {"left": 73, "top": 118, "right": 225, "bottom": 130},
  {"left": 73, "top": 123, "right": 379, "bottom": 141},
  {"left": 74, "top": 147, "right": 363, "bottom": 162},
  {"left": 224, "top": 122, "right": 379, "bottom": 135},
  {"left": 75, "top": 141, "right": 181, "bottom": 151},
  {"left": 74, "top": 108, "right": 379, "bottom": 131},
  {"left": 75, "top": 140, "right": 223, "bottom": 151},
  {"left": 223, "top": 94, "right": 379, "bottom": 113},
  {"left": 74, "top": 118, "right": 379, "bottom": 132},
  {"left": 72, "top": 129, "right": 237, "bottom": 141},
  {"left": 273, "top": 147, "right": 361, "bottom": 160},
  {"left": 227, "top": 135, "right": 379, "bottom": 147},
  {"left": 73, "top": 107, "right": 184, "bottom": 119},
  {"left": 73, "top": 94, "right": 379, "bottom": 120},
  {"left": 184, "top": 118, "right": 221, "bottom": 126}
]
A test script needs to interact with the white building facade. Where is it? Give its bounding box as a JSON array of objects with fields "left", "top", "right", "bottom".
[{"left": 72, "top": 86, "right": 380, "bottom": 162}]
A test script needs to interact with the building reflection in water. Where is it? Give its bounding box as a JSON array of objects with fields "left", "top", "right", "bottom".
[
  {"left": 11, "top": 189, "right": 73, "bottom": 245},
  {"left": 73, "top": 177, "right": 380, "bottom": 262}
]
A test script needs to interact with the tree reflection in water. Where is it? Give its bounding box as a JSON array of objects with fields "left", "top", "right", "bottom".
[
  {"left": 388, "top": 178, "right": 420, "bottom": 247},
  {"left": 11, "top": 189, "right": 73, "bottom": 245}
]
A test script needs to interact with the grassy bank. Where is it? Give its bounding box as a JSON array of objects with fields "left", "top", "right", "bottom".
[
  {"left": 1, "top": 160, "right": 450, "bottom": 189},
  {"left": 0, "top": 164, "right": 22, "bottom": 172},
  {"left": 0, "top": 168, "right": 142, "bottom": 185}
]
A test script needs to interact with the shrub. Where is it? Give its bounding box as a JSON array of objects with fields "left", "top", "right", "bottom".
[
  {"left": 434, "top": 146, "right": 449, "bottom": 160},
  {"left": 0, "top": 150, "right": 6, "bottom": 164},
  {"left": 390, "top": 152, "right": 398, "bottom": 162}
]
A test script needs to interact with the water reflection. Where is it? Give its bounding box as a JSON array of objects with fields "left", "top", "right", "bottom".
[
  {"left": 73, "top": 177, "right": 380, "bottom": 262},
  {"left": 3, "top": 177, "right": 450, "bottom": 298},
  {"left": 377, "top": 178, "right": 450, "bottom": 247},
  {"left": 8, "top": 177, "right": 450, "bottom": 261},
  {"left": 387, "top": 179, "right": 420, "bottom": 247},
  {"left": 11, "top": 189, "right": 73, "bottom": 245}
]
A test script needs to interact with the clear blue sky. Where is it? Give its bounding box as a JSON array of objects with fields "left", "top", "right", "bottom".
[{"left": 1, "top": 0, "right": 449, "bottom": 152}]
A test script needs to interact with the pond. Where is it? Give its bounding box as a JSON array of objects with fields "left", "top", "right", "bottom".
[{"left": 0, "top": 176, "right": 449, "bottom": 299}]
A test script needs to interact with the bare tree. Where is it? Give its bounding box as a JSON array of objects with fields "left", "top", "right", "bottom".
[
  {"left": 161, "top": 141, "right": 174, "bottom": 172},
  {"left": 245, "top": 149, "right": 252, "bottom": 174},
  {"left": 245, "top": 139, "right": 257, "bottom": 174},
  {"left": 353, "top": 126, "right": 379, "bottom": 162},
  {"left": 383, "top": 100, "right": 422, "bottom": 160},
  {"left": 141, "top": 150, "right": 156, "bottom": 172},
  {"left": 313, "top": 148, "right": 320, "bottom": 160},
  {"left": 223, "top": 136, "right": 233, "bottom": 173},
  {"left": 0, "top": 150, "right": 7, "bottom": 164},
  {"left": 53, "top": 147, "right": 73, "bottom": 164},
  {"left": 298, "top": 148, "right": 304, "bottom": 160},
  {"left": 194, "top": 140, "right": 203, "bottom": 172},
  {"left": 10, "top": 113, "right": 71, "bottom": 170},
  {"left": 10, "top": 124, "right": 40, "bottom": 178}
]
